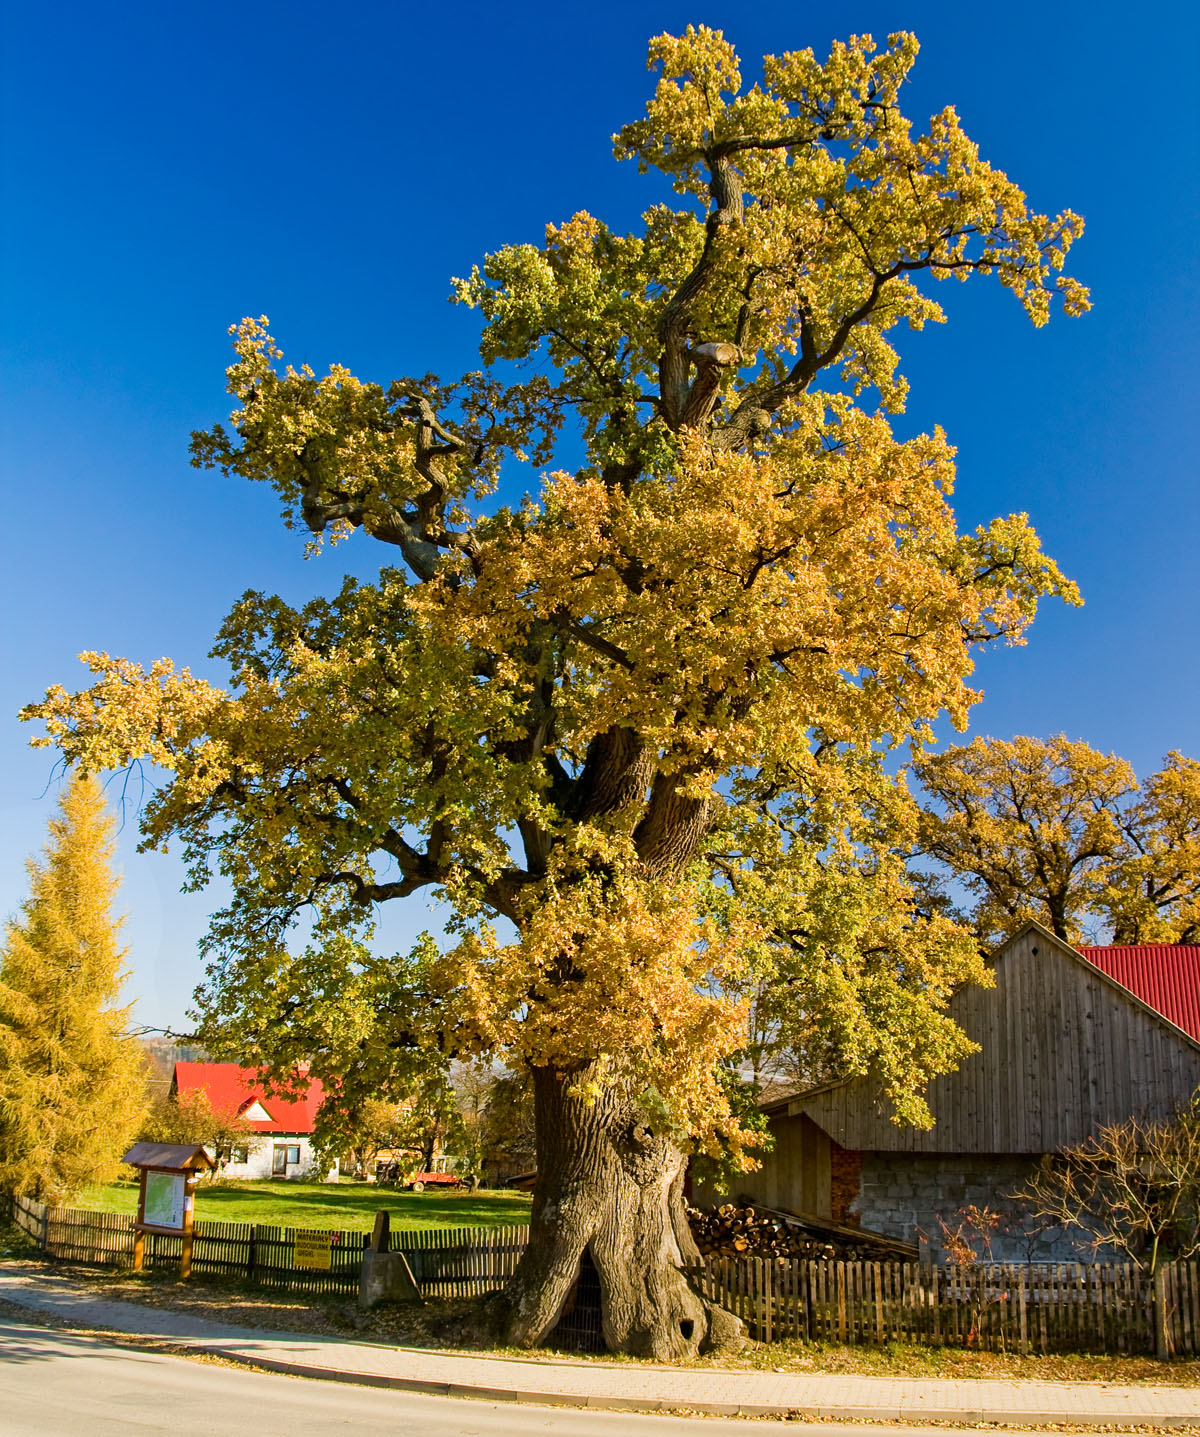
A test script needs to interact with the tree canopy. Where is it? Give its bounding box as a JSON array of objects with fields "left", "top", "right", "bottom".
[
  {"left": 23, "top": 27, "right": 1087, "bottom": 1356},
  {"left": 915, "top": 736, "right": 1200, "bottom": 946}
]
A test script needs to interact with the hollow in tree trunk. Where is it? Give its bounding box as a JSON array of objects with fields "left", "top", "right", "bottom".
[{"left": 499, "top": 1065, "right": 743, "bottom": 1360}]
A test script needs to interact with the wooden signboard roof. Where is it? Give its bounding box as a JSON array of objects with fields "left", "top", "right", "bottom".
[{"left": 121, "top": 1142, "right": 215, "bottom": 1172}]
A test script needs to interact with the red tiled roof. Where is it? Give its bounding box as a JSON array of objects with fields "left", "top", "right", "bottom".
[
  {"left": 1075, "top": 945, "right": 1200, "bottom": 1044},
  {"left": 172, "top": 1062, "right": 324, "bottom": 1134}
]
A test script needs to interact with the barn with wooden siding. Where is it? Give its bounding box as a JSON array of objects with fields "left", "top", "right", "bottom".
[{"left": 733, "top": 921, "right": 1200, "bottom": 1261}]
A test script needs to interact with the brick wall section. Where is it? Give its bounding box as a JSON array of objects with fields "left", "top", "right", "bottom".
[
  {"left": 829, "top": 1142, "right": 861, "bottom": 1224},
  {"left": 853, "top": 1153, "right": 1099, "bottom": 1263}
]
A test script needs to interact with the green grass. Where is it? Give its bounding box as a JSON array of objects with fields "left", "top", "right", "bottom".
[{"left": 75, "top": 1178, "right": 532, "bottom": 1232}]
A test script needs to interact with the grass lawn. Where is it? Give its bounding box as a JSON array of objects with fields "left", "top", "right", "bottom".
[{"left": 75, "top": 1178, "right": 532, "bottom": 1232}]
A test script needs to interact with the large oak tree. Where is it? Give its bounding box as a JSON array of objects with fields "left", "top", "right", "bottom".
[{"left": 25, "top": 29, "right": 1087, "bottom": 1356}]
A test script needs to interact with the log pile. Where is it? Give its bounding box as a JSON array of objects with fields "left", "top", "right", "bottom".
[
  {"left": 687, "top": 1198, "right": 920, "bottom": 1263},
  {"left": 688, "top": 1203, "right": 837, "bottom": 1260}
]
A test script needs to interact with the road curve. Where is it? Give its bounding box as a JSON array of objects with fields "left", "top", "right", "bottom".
[{"left": 0, "top": 1312, "right": 1023, "bottom": 1436}]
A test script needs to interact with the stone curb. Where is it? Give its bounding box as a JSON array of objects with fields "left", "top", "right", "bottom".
[{"left": 83, "top": 1332, "right": 1200, "bottom": 1427}]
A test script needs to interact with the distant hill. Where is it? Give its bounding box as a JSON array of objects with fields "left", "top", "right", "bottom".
[{"left": 140, "top": 1035, "right": 210, "bottom": 1096}]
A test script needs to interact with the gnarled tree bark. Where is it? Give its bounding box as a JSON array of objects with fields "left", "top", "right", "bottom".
[{"left": 499, "top": 1065, "right": 742, "bottom": 1360}]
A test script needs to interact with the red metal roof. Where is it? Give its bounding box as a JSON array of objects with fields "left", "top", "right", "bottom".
[
  {"left": 172, "top": 1062, "right": 324, "bottom": 1134},
  {"left": 1075, "top": 945, "right": 1200, "bottom": 1044}
]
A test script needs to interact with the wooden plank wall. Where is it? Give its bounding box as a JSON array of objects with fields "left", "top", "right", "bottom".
[
  {"left": 692, "top": 1113, "right": 832, "bottom": 1214},
  {"left": 795, "top": 928, "right": 1200, "bottom": 1153}
]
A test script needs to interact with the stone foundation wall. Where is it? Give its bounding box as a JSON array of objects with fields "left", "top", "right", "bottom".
[{"left": 854, "top": 1153, "right": 1089, "bottom": 1263}]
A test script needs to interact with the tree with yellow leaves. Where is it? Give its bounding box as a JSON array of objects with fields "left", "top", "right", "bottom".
[
  {"left": 914, "top": 735, "right": 1138, "bottom": 945},
  {"left": 915, "top": 738, "right": 1200, "bottom": 946},
  {"left": 0, "top": 776, "right": 146, "bottom": 1203},
  {"left": 1099, "top": 752, "right": 1200, "bottom": 944},
  {"left": 24, "top": 29, "right": 1087, "bottom": 1356}
]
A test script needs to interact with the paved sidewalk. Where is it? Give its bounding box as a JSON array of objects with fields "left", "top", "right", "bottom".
[{"left": 1, "top": 1265, "right": 1198, "bottom": 1427}]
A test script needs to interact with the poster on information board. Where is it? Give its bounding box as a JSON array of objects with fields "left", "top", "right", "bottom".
[{"left": 143, "top": 1171, "right": 187, "bottom": 1231}]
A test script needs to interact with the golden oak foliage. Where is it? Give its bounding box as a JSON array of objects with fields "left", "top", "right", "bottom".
[
  {"left": 24, "top": 29, "right": 1090, "bottom": 1151},
  {"left": 1098, "top": 752, "right": 1200, "bottom": 945},
  {"left": 916, "top": 737, "right": 1200, "bottom": 947}
]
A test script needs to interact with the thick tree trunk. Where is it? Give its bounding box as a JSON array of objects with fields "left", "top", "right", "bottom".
[{"left": 499, "top": 1066, "right": 742, "bottom": 1360}]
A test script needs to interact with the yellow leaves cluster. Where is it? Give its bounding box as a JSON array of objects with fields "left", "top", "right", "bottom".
[
  {"left": 24, "top": 653, "right": 225, "bottom": 777},
  {"left": 441, "top": 872, "right": 759, "bottom": 1156},
  {"left": 0, "top": 776, "right": 146, "bottom": 1202},
  {"left": 189, "top": 318, "right": 464, "bottom": 547},
  {"left": 1099, "top": 752, "right": 1200, "bottom": 944},
  {"left": 416, "top": 406, "right": 1073, "bottom": 780},
  {"left": 916, "top": 735, "right": 1139, "bottom": 945}
]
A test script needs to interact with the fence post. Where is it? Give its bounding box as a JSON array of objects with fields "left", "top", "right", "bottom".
[
  {"left": 763, "top": 1259, "right": 773, "bottom": 1344},
  {"left": 247, "top": 1224, "right": 257, "bottom": 1282},
  {"left": 1153, "top": 1265, "right": 1171, "bottom": 1360},
  {"left": 1018, "top": 1266, "right": 1029, "bottom": 1355},
  {"left": 40, "top": 1203, "right": 49, "bottom": 1254}
]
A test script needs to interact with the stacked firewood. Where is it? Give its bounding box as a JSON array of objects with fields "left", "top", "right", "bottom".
[{"left": 687, "top": 1203, "right": 838, "bottom": 1260}]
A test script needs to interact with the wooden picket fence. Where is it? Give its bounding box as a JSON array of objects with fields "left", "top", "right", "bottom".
[
  {"left": 11, "top": 1193, "right": 528, "bottom": 1299},
  {"left": 694, "top": 1255, "right": 1200, "bottom": 1356},
  {"left": 12, "top": 1194, "right": 1200, "bottom": 1354}
]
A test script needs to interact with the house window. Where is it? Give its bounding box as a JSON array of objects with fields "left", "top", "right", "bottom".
[
  {"left": 231, "top": 1144, "right": 249, "bottom": 1165},
  {"left": 287, "top": 1145, "right": 301, "bottom": 1165}
]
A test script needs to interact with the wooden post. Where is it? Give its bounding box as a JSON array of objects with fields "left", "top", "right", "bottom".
[
  {"left": 1018, "top": 1266, "right": 1029, "bottom": 1355},
  {"left": 133, "top": 1170, "right": 147, "bottom": 1272},
  {"left": 180, "top": 1176, "right": 197, "bottom": 1280},
  {"left": 837, "top": 1260, "right": 847, "bottom": 1343},
  {"left": 1154, "top": 1265, "right": 1172, "bottom": 1360}
]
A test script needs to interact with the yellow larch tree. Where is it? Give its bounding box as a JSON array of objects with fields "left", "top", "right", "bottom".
[{"left": 0, "top": 776, "right": 146, "bottom": 1203}]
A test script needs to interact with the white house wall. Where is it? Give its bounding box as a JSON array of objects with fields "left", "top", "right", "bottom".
[{"left": 209, "top": 1135, "right": 338, "bottom": 1182}]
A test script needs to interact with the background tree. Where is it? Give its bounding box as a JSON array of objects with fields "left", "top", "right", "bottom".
[
  {"left": 139, "top": 1085, "right": 257, "bottom": 1177},
  {"left": 1098, "top": 752, "right": 1200, "bottom": 944},
  {"left": 914, "top": 735, "right": 1137, "bottom": 945},
  {"left": 0, "top": 776, "right": 146, "bottom": 1203},
  {"left": 24, "top": 28, "right": 1087, "bottom": 1357},
  {"left": 475, "top": 1068, "right": 537, "bottom": 1184},
  {"left": 313, "top": 1071, "right": 472, "bottom": 1180},
  {"left": 915, "top": 737, "right": 1200, "bottom": 947}
]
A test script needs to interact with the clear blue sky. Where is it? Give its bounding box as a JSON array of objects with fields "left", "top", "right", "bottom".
[{"left": 2, "top": 0, "right": 1197, "bottom": 1031}]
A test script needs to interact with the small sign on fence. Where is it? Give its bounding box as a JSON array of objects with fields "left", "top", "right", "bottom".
[{"left": 294, "top": 1230, "right": 333, "bottom": 1270}]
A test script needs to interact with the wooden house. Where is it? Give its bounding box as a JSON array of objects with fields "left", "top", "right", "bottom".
[{"left": 727, "top": 921, "right": 1200, "bottom": 1261}]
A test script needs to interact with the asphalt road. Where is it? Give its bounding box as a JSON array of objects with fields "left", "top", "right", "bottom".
[{"left": 0, "top": 1312, "right": 1000, "bottom": 1436}]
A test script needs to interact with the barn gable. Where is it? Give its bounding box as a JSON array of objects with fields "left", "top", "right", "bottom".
[{"left": 785, "top": 921, "right": 1200, "bottom": 1155}]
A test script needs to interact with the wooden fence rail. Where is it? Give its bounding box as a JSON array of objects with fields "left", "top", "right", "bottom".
[
  {"left": 11, "top": 1193, "right": 529, "bottom": 1299},
  {"left": 693, "top": 1255, "right": 1200, "bottom": 1356},
  {"left": 11, "top": 1195, "right": 1199, "bottom": 1355}
]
